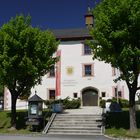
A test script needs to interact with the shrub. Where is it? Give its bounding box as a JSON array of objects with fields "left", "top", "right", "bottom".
[
  {"left": 44, "top": 99, "right": 63, "bottom": 109},
  {"left": 119, "top": 98, "right": 129, "bottom": 108},
  {"left": 63, "top": 98, "right": 81, "bottom": 109},
  {"left": 106, "top": 99, "right": 113, "bottom": 102},
  {"left": 99, "top": 99, "right": 106, "bottom": 108},
  {"left": 44, "top": 97, "right": 81, "bottom": 109},
  {"left": 107, "top": 98, "right": 117, "bottom": 103},
  {"left": 106, "top": 98, "right": 129, "bottom": 108}
]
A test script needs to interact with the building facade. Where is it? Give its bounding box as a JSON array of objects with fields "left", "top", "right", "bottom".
[{"left": 4, "top": 11, "right": 140, "bottom": 110}]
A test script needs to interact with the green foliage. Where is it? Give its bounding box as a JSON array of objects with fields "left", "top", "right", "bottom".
[
  {"left": 89, "top": 0, "right": 140, "bottom": 131},
  {"left": 45, "top": 99, "right": 63, "bottom": 109},
  {"left": 0, "top": 109, "right": 52, "bottom": 133},
  {"left": 107, "top": 97, "right": 117, "bottom": 103},
  {"left": 0, "top": 14, "right": 58, "bottom": 127},
  {"left": 106, "top": 109, "right": 140, "bottom": 129},
  {"left": 106, "top": 98, "right": 129, "bottom": 108},
  {"left": 45, "top": 97, "right": 81, "bottom": 109},
  {"left": 89, "top": 0, "right": 140, "bottom": 87},
  {"left": 119, "top": 99, "right": 129, "bottom": 108},
  {"left": 63, "top": 97, "right": 81, "bottom": 109},
  {"left": 106, "top": 128, "right": 140, "bottom": 138},
  {"left": 0, "top": 14, "right": 58, "bottom": 97},
  {"left": 100, "top": 98, "right": 129, "bottom": 108},
  {"left": 0, "top": 84, "right": 4, "bottom": 97},
  {"left": 99, "top": 99, "right": 106, "bottom": 108}
]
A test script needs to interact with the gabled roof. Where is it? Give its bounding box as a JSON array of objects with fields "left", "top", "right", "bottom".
[
  {"left": 51, "top": 28, "right": 92, "bottom": 41},
  {"left": 28, "top": 94, "right": 43, "bottom": 102}
]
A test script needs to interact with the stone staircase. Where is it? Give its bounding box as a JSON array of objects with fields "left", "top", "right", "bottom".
[{"left": 45, "top": 113, "right": 103, "bottom": 135}]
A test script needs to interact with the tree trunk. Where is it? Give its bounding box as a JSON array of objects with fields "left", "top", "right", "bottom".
[
  {"left": 129, "top": 90, "right": 137, "bottom": 132},
  {"left": 11, "top": 93, "right": 18, "bottom": 129}
]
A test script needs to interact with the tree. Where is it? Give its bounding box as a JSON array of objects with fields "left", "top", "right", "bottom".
[
  {"left": 0, "top": 15, "right": 58, "bottom": 128},
  {"left": 89, "top": 0, "right": 140, "bottom": 132},
  {"left": 0, "top": 84, "right": 4, "bottom": 97}
]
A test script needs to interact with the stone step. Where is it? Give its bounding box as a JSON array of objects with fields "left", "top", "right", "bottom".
[
  {"left": 54, "top": 118, "right": 102, "bottom": 121},
  {"left": 51, "top": 124, "right": 101, "bottom": 127},
  {"left": 45, "top": 111, "right": 103, "bottom": 136},
  {"left": 57, "top": 114, "right": 102, "bottom": 117},
  {"left": 48, "top": 129, "right": 101, "bottom": 134},
  {"left": 47, "top": 131, "right": 102, "bottom": 136},
  {"left": 52, "top": 121, "right": 101, "bottom": 125},
  {"left": 50, "top": 126, "right": 101, "bottom": 130},
  {"left": 56, "top": 115, "right": 102, "bottom": 118},
  {"left": 53, "top": 119, "right": 101, "bottom": 122}
]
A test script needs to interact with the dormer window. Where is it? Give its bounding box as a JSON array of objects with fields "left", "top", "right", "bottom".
[
  {"left": 49, "top": 65, "right": 55, "bottom": 77},
  {"left": 83, "top": 44, "right": 92, "bottom": 55}
]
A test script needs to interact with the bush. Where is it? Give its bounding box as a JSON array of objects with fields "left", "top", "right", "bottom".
[
  {"left": 63, "top": 97, "right": 81, "bottom": 109},
  {"left": 106, "top": 98, "right": 129, "bottom": 108},
  {"left": 99, "top": 99, "right": 106, "bottom": 108},
  {"left": 107, "top": 98, "right": 117, "bottom": 103},
  {"left": 44, "top": 99, "right": 63, "bottom": 109},
  {"left": 119, "top": 99, "right": 129, "bottom": 108},
  {"left": 44, "top": 97, "right": 81, "bottom": 109}
]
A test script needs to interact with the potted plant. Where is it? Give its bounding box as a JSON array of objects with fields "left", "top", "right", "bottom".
[{"left": 45, "top": 99, "right": 63, "bottom": 113}]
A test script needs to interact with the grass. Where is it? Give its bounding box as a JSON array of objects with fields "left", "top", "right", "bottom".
[
  {"left": 105, "top": 109, "right": 140, "bottom": 138},
  {"left": 106, "top": 128, "right": 140, "bottom": 138},
  {"left": 0, "top": 109, "right": 52, "bottom": 134},
  {"left": 0, "top": 107, "right": 140, "bottom": 138}
]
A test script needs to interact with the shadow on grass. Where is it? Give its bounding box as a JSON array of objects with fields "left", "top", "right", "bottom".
[
  {"left": 6, "top": 109, "right": 52, "bottom": 130},
  {"left": 106, "top": 110, "right": 140, "bottom": 129},
  {"left": 6, "top": 110, "right": 28, "bottom": 130}
]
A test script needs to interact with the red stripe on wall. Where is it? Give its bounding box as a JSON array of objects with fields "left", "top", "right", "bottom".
[
  {"left": 56, "top": 50, "right": 61, "bottom": 97},
  {"left": 112, "top": 86, "right": 115, "bottom": 97},
  {"left": 122, "top": 86, "right": 124, "bottom": 98}
]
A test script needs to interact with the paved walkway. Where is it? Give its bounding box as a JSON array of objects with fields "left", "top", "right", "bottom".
[
  {"left": 0, "top": 134, "right": 113, "bottom": 140},
  {"left": 64, "top": 106, "right": 103, "bottom": 115}
]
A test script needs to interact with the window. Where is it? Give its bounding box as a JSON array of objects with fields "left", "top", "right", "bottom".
[
  {"left": 73, "top": 93, "right": 78, "bottom": 98},
  {"left": 49, "top": 90, "right": 55, "bottom": 100},
  {"left": 118, "top": 91, "right": 122, "bottom": 98},
  {"left": 83, "top": 44, "right": 91, "bottom": 55},
  {"left": 49, "top": 65, "right": 55, "bottom": 77},
  {"left": 83, "top": 64, "right": 94, "bottom": 76},
  {"left": 115, "top": 87, "right": 117, "bottom": 97},
  {"left": 101, "top": 92, "right": 106, "bottom": 97},
  {"left": 85, "top": 65, "right": 92, "bottom": 75}
]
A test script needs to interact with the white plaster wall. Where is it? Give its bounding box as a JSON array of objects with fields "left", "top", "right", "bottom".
[
  {"left": 4, "top": 41, "right": 140, "bottom": 110},
  {"left": 4, "top": 87, "right": 28, "bottom": 110},
  {"left": 31, "top": 75, "right": 56, "bottom": 100},
  {"left": 59, "top": 41, "right": 120, "bottom": 99},
  {"left": 24, "top": 41, "right": 135, "bottom": 102}
]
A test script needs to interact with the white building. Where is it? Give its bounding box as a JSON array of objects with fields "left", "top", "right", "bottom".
[{"left": 4, "top": 10, "right": 139, "bottom": 110}]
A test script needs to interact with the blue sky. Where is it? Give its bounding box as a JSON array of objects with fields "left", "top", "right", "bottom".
[{"left": 0, "top": 0, "right": 98, "bottom": 29}]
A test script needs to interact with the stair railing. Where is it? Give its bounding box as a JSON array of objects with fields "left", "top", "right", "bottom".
[
  {"left": 42, "top": 113, "right": 56, "bottom": 134},
  {"left": 101, "top": 108, "right": 106, "bottom": 134}
]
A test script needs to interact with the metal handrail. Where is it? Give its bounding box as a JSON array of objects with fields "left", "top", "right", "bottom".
[
  {"left": 101, "top": 108, "right": 106, "bottom": 134},
  {"left": 42, "top": 113, "right": 56, "bottom": 134}
]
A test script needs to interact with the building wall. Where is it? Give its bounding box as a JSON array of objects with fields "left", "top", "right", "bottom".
[
  {"left": 4, "top": 41, "right": 140, "bottom": 110},
  {"left": 31, "top": 41, "right": 129, "bottom": 101}
]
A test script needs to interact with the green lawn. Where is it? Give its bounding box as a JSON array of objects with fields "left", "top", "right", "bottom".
[
  {"left": 0, "top": 108, "right": 140, "bottom": 138},
  {"left": 0, "top": 109, "right": 52, "bottom": 134},
  {"left": 105, "top": 109, "right": 140, "bottom": 138}
]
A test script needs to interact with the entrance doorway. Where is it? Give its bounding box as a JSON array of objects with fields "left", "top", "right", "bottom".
[{"left": 82, "top": 87, "right": 98, "bottom": 106}]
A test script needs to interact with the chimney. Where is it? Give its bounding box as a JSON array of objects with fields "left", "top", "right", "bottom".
[{"left": 85, "top": 7, "right": 94, "bottom": 27}]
